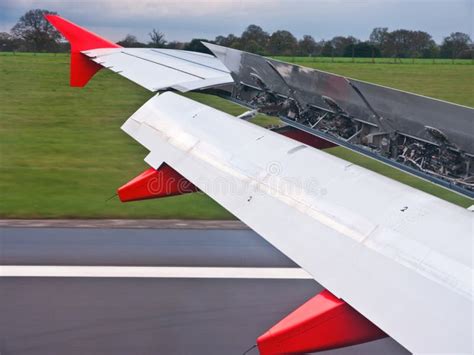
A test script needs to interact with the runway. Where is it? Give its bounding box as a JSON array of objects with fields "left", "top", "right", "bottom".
[{"left": 0, "top": 227, "right": 409, "bottom": 355}]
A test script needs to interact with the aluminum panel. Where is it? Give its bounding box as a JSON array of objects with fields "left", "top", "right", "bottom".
[
  {"left": 82, "top": 48, "right": 233, "bottom": 92},
  {"left": 204, "top": 43, "right": 474, "bottom": 156}
]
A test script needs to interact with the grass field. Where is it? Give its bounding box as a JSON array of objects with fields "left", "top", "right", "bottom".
[
  {"left": 273, "top": 55, "right": 473, "bottom": 65},
  {"left": 0, "top": 53, "right": 472, "bottom": 218}
]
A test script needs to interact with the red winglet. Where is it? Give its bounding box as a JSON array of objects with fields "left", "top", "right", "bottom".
[
  {"left": 45, "top": 15, "right": 121, "bottom": 87},
  {"left": 117, "top": 164, "right": 198, "bottom": 202},
  {"left": 257, "top": 289, "right": 387, "bottom": 354}
]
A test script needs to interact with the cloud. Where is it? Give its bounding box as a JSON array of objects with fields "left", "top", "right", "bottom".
[
  {"left": 1, "top": 0, "right": 273, "bottom": 19},
  {"left": 0, "top": 0, "right": 471, "bottom": 43}
]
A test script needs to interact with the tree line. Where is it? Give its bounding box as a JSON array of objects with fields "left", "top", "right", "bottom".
[{"left": 1, "top": 9, "right": 472, "bottom": 60}]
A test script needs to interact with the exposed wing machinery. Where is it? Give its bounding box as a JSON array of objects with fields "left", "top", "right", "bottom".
[{"left": 203, "top": 42, "right": 474, "bottom": 196}]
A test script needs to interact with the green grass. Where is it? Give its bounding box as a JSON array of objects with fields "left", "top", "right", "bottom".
[
  {"left": 273, "top": 55, "right": 473, "bottom": 65},
  {"left": 4, "top": 52, "right": 472, "bottom": 65},
  {"left": 0, "top": 55, "right": 236, "bottom": 218},
  {"left": 0, "top": 54, "right": 472, "bottom": 218}
]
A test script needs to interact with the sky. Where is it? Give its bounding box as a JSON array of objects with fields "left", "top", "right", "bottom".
[{"left": 0, "top": 0, "right": 472, "bottom": 44}]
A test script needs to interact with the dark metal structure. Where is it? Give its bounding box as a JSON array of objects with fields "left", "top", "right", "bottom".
[{"left": 204, "top": 43, "right": 474, "bottom": 198}]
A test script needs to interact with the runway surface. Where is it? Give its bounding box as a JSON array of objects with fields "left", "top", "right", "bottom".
[{"left": 0, "top": 227, "right": 410, "bottom": 355}]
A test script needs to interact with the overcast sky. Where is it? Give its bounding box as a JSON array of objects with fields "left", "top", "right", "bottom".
[{"left": 0, "top": 0, "right": 472, "bottom": 44}]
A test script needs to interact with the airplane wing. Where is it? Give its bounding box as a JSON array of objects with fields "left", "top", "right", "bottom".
[
  {"left": 204, "top": 43, "right": 474, "bottom": 198},
  {"left": 122, "top": 91, "right": 472, "bottom": 354},
  {"left": 82, "top": 47, "right": 233, "bottom": 92},
  {"left": 204, "top": 43, "right": 474, "bottom": 157},
  {"left": 46, "top": 15, "right": 233, "bottom": 91},
  {"left": 46, "top": 15, "right": 473, "bottom": 354}
]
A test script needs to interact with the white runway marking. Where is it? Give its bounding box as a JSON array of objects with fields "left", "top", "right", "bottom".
[{"left": 0, "top": 265, "right": 312, "bottom": 279}]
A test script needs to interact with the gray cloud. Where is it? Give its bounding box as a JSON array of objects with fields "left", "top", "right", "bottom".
[{"left": 0, "top": 0, "right": 472, "bottom": 43}]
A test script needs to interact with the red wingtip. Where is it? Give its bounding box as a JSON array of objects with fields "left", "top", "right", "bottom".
[{"left": 45, "top": 14, "right": 121, "bottom": 87}]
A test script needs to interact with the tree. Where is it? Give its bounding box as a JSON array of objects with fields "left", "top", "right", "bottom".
[
  {"left": 440, "top": 32, "right": 472, "bottom": 59},
  {"left": 184, "top": 39, "right": 213, "bottom": 54},
  {"left": 384, "top": 29, "right": 412, "bottom": 58},
  {"left": 267, "top": 30, "right": 297, "bottom": 55},
  {"left": 0, "top": 32, "right": 19, "bottom": 51},
  {"left": 166, "top": 41, "right": 185, "bottom": 50},
  {"left": 214, "top": 34, "right": 239, "bottom": 48},
  {"left": 243, "top": 40, "right": 261, "bottom": 54},
  {"left": 343, "top": 42, "right": 381, "bottom": 57},
  {"left": 371, "top": 29, "right": 439, "bottom": 59},
  {"left": 408, "top": 31, "right": 436, "bottom": 59},
  {"left": 321, "top": 41, "right": 334, "bottom": 57},
  {"left": 330, "top": 36, "right": 359, "bottom": 56},
  {"left": 369, "top": 27, "right": 389, "bottom": 52},
  {"left": 297, "top": 35, "right": 318, "bottom": 56},
  {"left": 117, "top": 34, "right": 146, "bottom": 47},
  {"left": 240, "top": 25, "right": 269, "bottom": 54},
  {"left": 11, "top": 9, "right": 61, "bottom": 52},
  {"left": 148, "top": 29, "right": 166, "bottom": 48}
]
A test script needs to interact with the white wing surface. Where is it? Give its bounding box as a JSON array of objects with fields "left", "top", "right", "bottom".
[
  {"left": 122, "top": 92, "right": 473, "bottom": 354},
  {"left": 45, "top": 14, "right": 473, "bottom": 353},
  {"left": 82, "top": 48, "right": 233, "bottom": 92}
]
